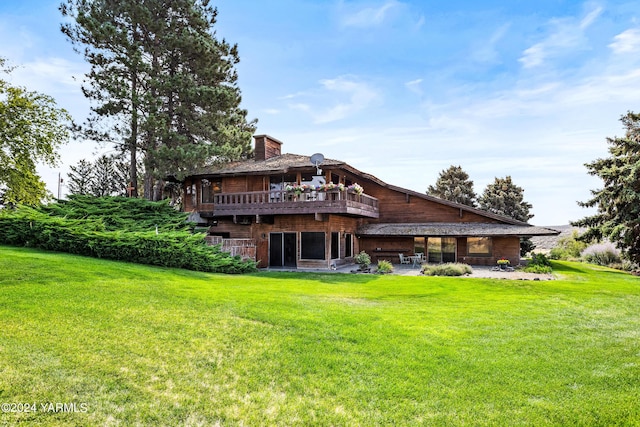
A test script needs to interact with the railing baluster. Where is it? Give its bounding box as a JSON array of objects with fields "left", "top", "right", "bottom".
[{"left": 204, "top": 189, "right": 378, "bottom": 215}]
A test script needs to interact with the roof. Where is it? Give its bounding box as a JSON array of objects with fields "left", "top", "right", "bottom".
[
  {"left": 189, "top": 153, "right": 345, "bottom": 177},
  {"left": 187, "top": 150, "right": 541, "bottom": 227},
  {"left": 357, "top": 223, "right": 560, "bottom": 237}
]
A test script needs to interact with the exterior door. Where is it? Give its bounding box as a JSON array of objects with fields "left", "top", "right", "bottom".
[
  {"left": 331, "top": 232, "right": 340, "bottom": 260},
  {"left": 427, "top": 237, "right": 457, "bottom": 263},
  {"left": 269, "top": 232, "right": 297, "bottom": 267}
]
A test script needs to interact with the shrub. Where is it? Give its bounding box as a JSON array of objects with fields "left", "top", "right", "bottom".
[
  {"left": 376, "top": 260, "right": 394, "bottom": 274},
  {"left": 529, "top": 252, "right": 551, "bottom": 267},
  {"left": 422, "top": 263, "right": 472, "bottom": 276},
  {"left": 354, "top": 251, "right": 371, "bottom": 268},
  {"left": 521, "top": 252, "right": 552, "bottom": 273},
  {"left": 0, "top": 201, "right": 257, "bottom": 274},
  {"left": 549, "top": 230, "right": 587, "bottom": 260},
  {"left": 581, "top": 242, "right": 621, "bottom": 266},
  {"left": 522, "top": 264, "right": 553, "bottom": 274},
  {"left": 608, "top": 261, "right": 639, "bottom": 272}
]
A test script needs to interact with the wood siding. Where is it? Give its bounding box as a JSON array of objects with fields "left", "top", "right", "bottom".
[
  {"left": 363, "top": 183, "right": 493, "bottom": 224},
  {"left": 186, "top": 164, "right": 525, "bottom": 268},
  {"left": 208, "top": 214, "right": 361, "bottom": 268}
]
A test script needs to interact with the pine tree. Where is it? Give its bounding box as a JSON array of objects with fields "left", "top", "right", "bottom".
[
  {"left": 67, "top": 159, "right": 93, "bottom": 195},
  {"left": 573, "top": 111, "right": 640, "bottom": 263},
  {"left": 60, "top": 0, "right": 256, "bottom": 201},
  {"left": 140, "top": 0, "right": 256, "bottom": 199},
  {"left": 91, "top": 155, "right": 120, "bottom": 197},
  {"left": 60, "top": 1, "right": 148, "bottom": 197},
  {"left": 427, "top": 165, "right": 477, "bottom": 207},
  {"left": 478, "top": 176, "right": 533, "bottom": 222},
  {"left": 68, "top": 154, "right": 135, "bottom": 197},
  {"left": 478, "top": 176, "right": 535, "bottom": 255}
]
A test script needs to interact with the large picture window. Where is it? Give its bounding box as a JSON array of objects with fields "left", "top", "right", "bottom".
[
  {"left": 467, "top": 237, "right": 492, "bottom": 256},
  {"left": 301, "top": 232, "right": 326, "bottom": 260}
]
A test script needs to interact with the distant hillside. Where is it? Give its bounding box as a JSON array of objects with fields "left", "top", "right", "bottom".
[{"left": 531, "top": 225, "right": 586, "bottom": 253}]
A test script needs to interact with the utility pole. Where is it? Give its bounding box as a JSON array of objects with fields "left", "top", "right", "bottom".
[{"left": 57, "top": 172, "right": 63, "bottom": 200}]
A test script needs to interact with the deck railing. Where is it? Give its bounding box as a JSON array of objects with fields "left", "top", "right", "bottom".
[
  {"left": 206, "top": 189, "right": 379, "bottom": 217},
  {"left": 214, "top": 189, "right": 377, "bottom": 207},
  {"left": 205, "top": 236, "right": 257, "bottom": 261}
]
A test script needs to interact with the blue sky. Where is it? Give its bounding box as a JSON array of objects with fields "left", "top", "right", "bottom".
[{"left": 2, "top": 0, "right": 640, "bottom": 225}]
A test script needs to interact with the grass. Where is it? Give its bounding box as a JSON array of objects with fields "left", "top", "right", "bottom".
[{"left": 1, "top": 246, "right": 639, "bottom": 426}]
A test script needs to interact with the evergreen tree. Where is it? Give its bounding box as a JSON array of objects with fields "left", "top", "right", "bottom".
[
  {"left": 60, "top": 0, "right": 256, "bottom": 201},
  {"left": 68, "top": 154, "right": 135, "bottom": 197},
  {"left": 140, "top": 1, "right": 256, "bottom": 200},
  {"left": 91, "top": 155, "right": 120, "bottom": 197},
  {"left": 67, "top": 159, "right": 93, "bottom": 195},
  {"left": 0, "top": 58, "right": 70, "bottom": 205},
  {"left": 427, "top": 165, "right": 477, "bottom": 207},
  {"left": 573, "top": 112, "right": 640, "bottom": 263},
  {"left": 478, "top": 176, "right": 533, "bottom": 222},
  {"left": 60, "top": 1, "right": 148, "bottom": 197},
  {"left": 478, "top": 176, "right": 535, "bottom": 256}
]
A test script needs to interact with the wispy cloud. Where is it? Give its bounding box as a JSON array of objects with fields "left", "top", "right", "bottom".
[
  {"left": 405, "top": 78, "right": 423, "bottom": 95},
  {"left": 519, "top": 5, "right": 603, "bottom": 68},
  {"left": 471, "top": 23, "right": 511, "bottom": 64},
  {"left": 609, "top": 28, "right": 640, "bottom": 54},
  {"left": 286, "top": 76, "right": 380, "bottom": 124},
  {"left": 314, "top": 77, "right": 379, "bottom": 123},
  {"left": 338, "top": 0, "right": 402, "bottom": 29}
]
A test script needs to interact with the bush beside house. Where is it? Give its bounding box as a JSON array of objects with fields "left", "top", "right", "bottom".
[{"left": 0, "top": 196, "right": 256, "bottom": 273}]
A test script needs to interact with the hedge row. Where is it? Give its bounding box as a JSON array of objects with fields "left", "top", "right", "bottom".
[
  {"left": 40, "top": 195, "right": 194, "bottom": 232},
  {"left": 0, "top": 205, "right": 256, "bottom": 274}
]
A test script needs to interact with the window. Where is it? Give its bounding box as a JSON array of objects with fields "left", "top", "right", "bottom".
[
  {"left": 331, "top": 232, "right": 340, "bottom": 259},
  {"left": 301, "top": 173, "right": 325, "bottom": 188},
  {"left": 345, "top": 233, "right": 353, "bottom": 258},
  {"left": 269, "top": 174, "right": 297, "bottom": 191},
  {"left": 467, "top": 237, "right": 492, "bottom": 256},
  {"left": 301, "top": 232, "right": 325, "bottom": 260},
  {"left": 427, "top": 237, "right": 456, "bottom": 263},
  {"left": 414, "top": 237, "right": 425, "bottom": 255},
  {"left": 201, "top": 179, "right": 221, "bottom": 203}
]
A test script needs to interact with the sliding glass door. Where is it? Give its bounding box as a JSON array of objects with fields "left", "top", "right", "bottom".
[{"left": 427, "top": 237, "right": 456, "bottom": 263}]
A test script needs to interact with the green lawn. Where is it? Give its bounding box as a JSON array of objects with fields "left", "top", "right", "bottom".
[{"left": 1, "top": 246, "right": 639, "bottom": 426}]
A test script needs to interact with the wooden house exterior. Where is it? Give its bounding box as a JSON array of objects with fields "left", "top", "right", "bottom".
[{"left": 182, "top": 135, "right": 558, "bottom": 269}]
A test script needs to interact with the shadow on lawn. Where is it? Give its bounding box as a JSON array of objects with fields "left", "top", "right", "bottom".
[
  {"left": 551, "top": 262, "right": 587, "bottom": 274},
  {"left": 252, "top": 270, "right": 383, "bottom": 284},
  {"left": 552, "top": 260, "right": 639, "bottom": 280}
]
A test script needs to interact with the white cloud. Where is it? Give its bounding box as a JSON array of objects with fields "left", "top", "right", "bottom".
[
  {"left": 315, "top": 77, "right": 379, "bottom": 123},
  {"left": 471, "top": 23, "right": 511, "bottom": 64},
  {"left": 609, "top": 28, "right": 640, "bottom": 54},
  {"left": 285, "top": 76, "right": 380, "bottom": 124},
  {"left": 339, "top": 0, "right": 402, "bottom": 28},
  {"left": 579, "top": 6, "right": 602, "bottom": 29},
  {"left": 404, "top": 78, "right": 423, "bottom": 95},
  {"left": 519, "top": 6, "right": 602, "bottom": 69}
]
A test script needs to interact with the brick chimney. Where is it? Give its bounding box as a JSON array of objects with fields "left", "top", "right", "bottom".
[{"left": 254, "top": 135, "right": 283, "bottom": 161}]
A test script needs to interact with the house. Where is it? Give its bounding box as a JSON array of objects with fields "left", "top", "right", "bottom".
[{"left": 182, "top": 135, "right": 559, "bottom": 269}]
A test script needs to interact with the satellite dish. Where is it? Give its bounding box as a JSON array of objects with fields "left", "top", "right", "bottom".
[{"left": 310, "top": 153, "right": 325, "bottom": 175}]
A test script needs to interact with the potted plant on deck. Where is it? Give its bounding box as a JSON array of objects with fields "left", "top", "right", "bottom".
[{"left": 347, "top": 183, "right": 364, "bottom": 195}]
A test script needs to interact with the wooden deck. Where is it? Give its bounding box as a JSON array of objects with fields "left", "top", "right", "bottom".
[{"left": 199, "top": 190, "right": 379, "bottom": 218}]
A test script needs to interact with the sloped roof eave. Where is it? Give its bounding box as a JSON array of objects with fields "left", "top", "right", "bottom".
[
  {"left": 357, "top": 223, "right": 560, "bottom": 237},
  {"left": 183, "top": 152, "right": 534, "bottom": 227}
]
